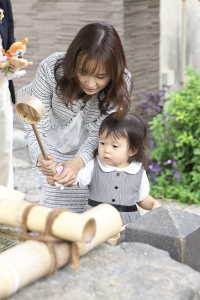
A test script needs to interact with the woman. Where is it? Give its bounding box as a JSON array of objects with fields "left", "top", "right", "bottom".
[{"left": 17, "top": 23, "right": 133, "bottom": 212}]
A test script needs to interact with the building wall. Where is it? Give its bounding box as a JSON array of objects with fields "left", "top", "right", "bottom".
[
  {"left": 124, "top": 0, "right": 160, "bottom": 104},
  {"left": 160, "top": 0, "right": 200, "bottom": 92},
  {"left": 10, "top": 0, "right": 160, "bottom": 104}
]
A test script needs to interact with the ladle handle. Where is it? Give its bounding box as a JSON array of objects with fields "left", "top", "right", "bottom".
[{"left": 32, "top": 124, "right": 48, "bottom": 160}]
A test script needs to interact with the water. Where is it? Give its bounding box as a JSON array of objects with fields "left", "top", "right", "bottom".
[
  {"left": 0, "top": 226, "right": 22, "bottom": 253},
  {"left": 0, "top": 236, "right": 19, "bottom": 252}
]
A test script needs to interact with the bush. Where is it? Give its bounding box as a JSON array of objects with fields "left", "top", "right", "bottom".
[{"left": 148, "top": 67, "right": 200, "bottom": 204}]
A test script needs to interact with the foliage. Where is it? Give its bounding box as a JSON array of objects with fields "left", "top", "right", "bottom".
[
  {"left": 138, "top": 90, "right": 167, "bottom": 126},
  {"left": 147, "top": 67, "right": 200, "bottom": 204},
  {"left": 139, "top": 90, "right": 167, "bottom": 115}
]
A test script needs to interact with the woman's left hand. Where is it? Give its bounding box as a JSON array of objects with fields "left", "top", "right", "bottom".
[
  {"left": 9, "top": 64, "right": 20, "bottom": 73},
  {"left": 53, "top": 156, "right": 84, "bottom": 187}
]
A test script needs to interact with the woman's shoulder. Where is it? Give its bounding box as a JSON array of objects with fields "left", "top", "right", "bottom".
[
  {"left": 124, "top": 68, "right": 132, "bottom": 91},
  {"left": 40, "top": 52, "right": 66, "bottom": 68},
  {"left": 124, "top": 68, "right": 132, "bottom": 81}
]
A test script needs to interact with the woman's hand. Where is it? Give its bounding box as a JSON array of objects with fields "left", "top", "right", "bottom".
[
  {"left": 9, "top": 64, "right": 20, "bottom": 73},
  {"left": 37, "top": 153, "right": 56, "bottom": 176},
  {"left": 53, "top": 156, "right": 84, "bottom": 187}
]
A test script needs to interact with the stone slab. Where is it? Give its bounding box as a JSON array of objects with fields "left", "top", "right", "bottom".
[
  {"left": 125, "top": 206, "right": 200, "bottom": 271},
  {"left": 6, "top": 242, "right": 200, "bottom": 300}
]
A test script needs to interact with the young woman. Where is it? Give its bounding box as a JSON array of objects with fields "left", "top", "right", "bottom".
[
  {"left": 61, "top": 112, "right": 161, "bottom": 225},
  {"left": 17, "top": 23, "right": 133, "bottom": 212}
]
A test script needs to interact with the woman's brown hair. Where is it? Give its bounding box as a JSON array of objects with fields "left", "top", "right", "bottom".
[{"left": 54, "top": 23, "right": 133, "bottom": 120}]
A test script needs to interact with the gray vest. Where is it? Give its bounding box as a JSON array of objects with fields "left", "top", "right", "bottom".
[{"left": 88, "top": 158, "right": 144, "bottom": 206}]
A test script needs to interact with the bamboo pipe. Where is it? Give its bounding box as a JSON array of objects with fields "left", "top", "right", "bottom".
[
  {"left": 78, "top": 203, "right": 122, "bottom": 254},
  {"left": 0, "top": 198, "right": 96, "bottom": 243},
  {"left": 0, "top": 185, "right": 25, "bottom": 201},
  {"left": 0, "top": 204, "right": 122, "bottom": 299},
  {"left": 0, "top": 241, "right": 71, "bottom": 299}
]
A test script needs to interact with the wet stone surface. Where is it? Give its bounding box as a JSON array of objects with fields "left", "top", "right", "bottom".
[{"left": 0, "top": 237, "right": 19, "bottom": 252}]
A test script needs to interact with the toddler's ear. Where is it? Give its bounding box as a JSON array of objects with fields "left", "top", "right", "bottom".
[{"left": 129, "top": 147, "right": 139, "bottom": 156}]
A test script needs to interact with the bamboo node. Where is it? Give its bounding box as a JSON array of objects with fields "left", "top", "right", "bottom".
[{"left": 21, "top": 204, "right": 80, "bottom": 276}]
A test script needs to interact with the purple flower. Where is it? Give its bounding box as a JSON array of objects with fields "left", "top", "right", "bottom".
[
  {"left": 171, "top": 169, "right": 181, "bottom": 183},
  {"left": 164, "top": 159, "right": 172, "bottom": 165}
]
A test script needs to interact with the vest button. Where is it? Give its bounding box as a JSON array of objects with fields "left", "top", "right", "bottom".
[
  {"left": 117, "top": 173, "right": 120, "bottom": 176},
  {"left": 115, "top": 186, "right": 118, "bottom": 189},
  {"left": 112, "top": 199, "right": 115, "bottom": 202}
]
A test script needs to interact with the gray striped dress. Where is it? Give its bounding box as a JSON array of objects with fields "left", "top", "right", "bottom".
[
  {"left": 17, "top": 52, "right": 131, "bottom": 213},
  {"left": 83, "top": 158, "right": 142, "bottom": 225}
]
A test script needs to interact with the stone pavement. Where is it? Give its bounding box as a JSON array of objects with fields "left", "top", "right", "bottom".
[{"left": 12, "top": 107, "right": 200, "bottom": 216}]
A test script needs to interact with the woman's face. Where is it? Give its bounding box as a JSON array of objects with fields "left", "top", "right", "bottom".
[{"left": 77, "top": 59, "right": 110, "bottom": 95}]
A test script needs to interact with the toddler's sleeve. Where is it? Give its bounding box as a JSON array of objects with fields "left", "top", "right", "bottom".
[
  {"left": 76, "top": 159, "right": 95, "bottom": 187},
  {"left": 137, "top": 170, "right": 150, "bottom": 202}
]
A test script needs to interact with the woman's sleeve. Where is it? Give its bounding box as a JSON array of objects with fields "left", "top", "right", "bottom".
[
  {"left": 17, "top": 59, "right": 53, "bottom": 167},
  {"left": 124, "top": 68, "right": 132, "bottom": 94}
]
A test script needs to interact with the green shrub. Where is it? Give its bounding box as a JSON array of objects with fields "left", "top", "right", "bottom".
[{"left": 148, "top": 67, "right": 200, "bottom": 204}]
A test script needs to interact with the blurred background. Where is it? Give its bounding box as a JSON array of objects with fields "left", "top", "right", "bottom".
[{"left": 11, "top": 0, "right": 200, "bottom": 105}]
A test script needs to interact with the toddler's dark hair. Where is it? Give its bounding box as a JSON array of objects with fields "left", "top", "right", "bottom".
[{"left": 99, "top": 111, "right": 149, "bottom": 167}]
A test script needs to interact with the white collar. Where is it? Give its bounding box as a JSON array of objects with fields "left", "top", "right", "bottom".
[{"left": 97, "top": 155, "right": 142, "bottom": 174}]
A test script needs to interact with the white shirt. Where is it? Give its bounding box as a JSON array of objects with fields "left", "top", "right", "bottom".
[
  {"left": 47, "top": 106, "right": 90, "bottom": 153},
  {"left": 77, "top": 156, "right": 150, "bottom": 202}
]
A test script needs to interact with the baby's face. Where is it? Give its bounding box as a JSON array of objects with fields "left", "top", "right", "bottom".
[{"left": 98, "top": 131, "right": 134, "bottom": 168}]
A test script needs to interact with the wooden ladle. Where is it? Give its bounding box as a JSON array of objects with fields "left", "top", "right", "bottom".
[{"left": 16, "top": 95, "right": 48, "bottom": 160}]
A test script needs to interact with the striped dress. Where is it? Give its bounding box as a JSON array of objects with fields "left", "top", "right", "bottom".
[{"left": 17, "top": 52, "right": 131, "bottom": 213}]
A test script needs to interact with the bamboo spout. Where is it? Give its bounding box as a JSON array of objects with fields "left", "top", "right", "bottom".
[{"left": 0, "top": 197, "right": 96, "bottom": 243}]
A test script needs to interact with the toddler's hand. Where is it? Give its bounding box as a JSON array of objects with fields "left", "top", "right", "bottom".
[
  {"left": 54, "top": 166, "right": 65, "bottom": 190},
  {"left": 47, "top": 175, "right": 55, "bottom": 186},
  {"left": 152, "top": 200, "right": 161, "bottom": 210}
]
